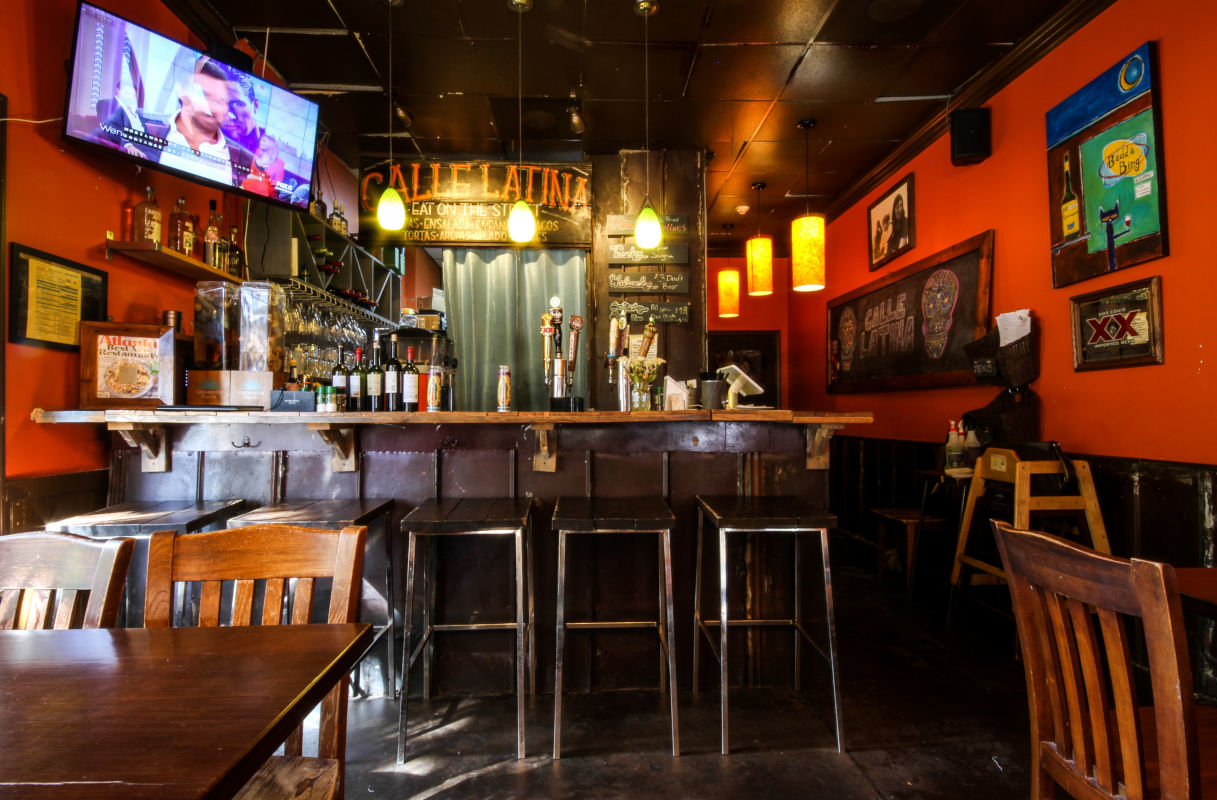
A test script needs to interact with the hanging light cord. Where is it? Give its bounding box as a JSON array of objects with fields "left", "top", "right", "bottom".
[
  {"left": 803, "top": 126, "right": 810, "bottom": 217},
  {"left": 386, "top": 4, "right": 393, "bottom": 173},
  {"left": 518, "top": 9, "right": 524, "bottom": 174},
  {"left": 643, "top": 11, "right": 650, "bottom": 198}
]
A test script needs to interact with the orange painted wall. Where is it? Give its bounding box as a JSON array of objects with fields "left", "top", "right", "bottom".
[
  {"left": 707, "top": 253, "right": 792, "bottom": 409},
  {"left": 1, "top": 0, "right": 358, "bottom": 478},
  {"left": 789, "top": 0, "right": 1217, "bottom": 464}
]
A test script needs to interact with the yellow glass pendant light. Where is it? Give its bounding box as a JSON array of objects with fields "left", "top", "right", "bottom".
[
  {"left": 508, "top": 0, "right": 535, "bottom": 243},
  {"left": 791, "top": 119, "right": 825, "bottom": 291},
  {"left": 745, "top": 182, "right": 772, "bottom": 296}
]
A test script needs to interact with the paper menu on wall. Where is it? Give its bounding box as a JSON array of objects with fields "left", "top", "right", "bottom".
[{"left": 996, "top": 309, "right": 1032, "bottom": 346}]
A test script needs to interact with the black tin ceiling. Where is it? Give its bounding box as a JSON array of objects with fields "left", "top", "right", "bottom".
[{"left": 164, "top": 0, "right": 1114, "bottom": 254}]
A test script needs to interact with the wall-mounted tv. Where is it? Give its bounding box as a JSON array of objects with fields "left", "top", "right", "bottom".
[{"left": 63, "top": 1, "right": 320, "bottom": 211}]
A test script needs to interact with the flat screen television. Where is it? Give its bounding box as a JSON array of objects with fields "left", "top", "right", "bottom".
[{"left": 63, "top": 1, "right": 321, "bottom": 211}]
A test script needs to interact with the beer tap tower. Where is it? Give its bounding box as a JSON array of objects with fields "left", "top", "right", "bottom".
[{"left": 541, "top": 296, "right": 585, "bottom": 410}]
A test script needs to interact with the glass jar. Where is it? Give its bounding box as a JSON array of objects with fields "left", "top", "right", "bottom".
[{"left": 630, "top": 380, "right": 652, "bottom": 412}]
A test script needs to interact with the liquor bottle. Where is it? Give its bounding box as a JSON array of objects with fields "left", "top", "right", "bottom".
[
  {"left": 330, "top": 344, "right": 348, "bottom": 412},
  {"left": 328, "top": 204, "right": 343, "bottom": 233},
  {"left": 945, "top": 420, "right": 964, "bottom": 469},
  {"left": 191, "top": 214, "right": 202, "bottom": 259},
  {"left": 426, "top": 353, "right": 442, "bottom": 412},
  {"left": 227, "top": 226, "right": 244, "bottom": 278},
  {"left": 310, "top": 189, "right": 327, "bottom": 220},
  {"left": 367, "top": 331, "right": 385, "bottom": 412},
  {"left": 203, "top": 200, "right": 229, "bottom": 270},
  {"left": 1060, "top": 152, "right": 1080, "bottom": 239},
  {"left": 348, "top": 346, "right": 366, "bottom": 412},
  {"left": 384, "top": 332, "right": 402, "bottom": 412},
  {"left": 402, "top": 345, "right": 420, "bottom": 412},
  {"left": 133, "top": 186, "right": 162, "bottom": 244},
  {"left": 168, "top": 197, "right": 194, "bottom": 256}
]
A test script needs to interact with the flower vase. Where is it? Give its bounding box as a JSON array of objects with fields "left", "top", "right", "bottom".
[{"left": 630, "top": 380, "right": 652, "bottom": 412}]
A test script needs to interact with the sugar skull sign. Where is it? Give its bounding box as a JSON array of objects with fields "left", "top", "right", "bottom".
[
  {"left": 921, "top": 268, "right": 960, "bottom": 359},
  {"left": 838, "top": 307, "right": 858, "bottom": 372}
]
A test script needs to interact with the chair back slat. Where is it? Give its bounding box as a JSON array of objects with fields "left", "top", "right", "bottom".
[
  {"left": 293, "top": 578, "right": 315, "bottom": 625},
  {"left": 142, "top": 523, "right": 366, "bottom": 773},
  {"left": 0, "top": 532, "right": 134, "bottom": 630},
  {"left": 993, "top": 520, "right": 1199, "bottom": 800},
  {"left": 232, "top": 579, "right": 256, "bottom": 626},
  {"left": 262, "top": 578, "right": 286, "bottom": 625},
  {"left": 198, "top": 581, "right": 223, "bottom": 627}
]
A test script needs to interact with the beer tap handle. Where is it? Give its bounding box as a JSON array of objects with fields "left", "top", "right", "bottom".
[
  {"left": 639, "top": 317, "right": 657, "bottom": 359},
  {"left": 541, "top": 313, "right": 554, "bottom": 387},
  {"left": 567, "top": 315, "right": 584, "bottom": 385}
]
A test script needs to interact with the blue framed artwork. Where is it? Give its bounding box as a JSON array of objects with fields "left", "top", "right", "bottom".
[{"left": 1045, "top": 42, "right": 1167, "bottom": 288}]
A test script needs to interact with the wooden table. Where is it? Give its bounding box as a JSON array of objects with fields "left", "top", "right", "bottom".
[
  {"left": 0, "top": 623, "right": 372, "bottom": 799},
  {"left": 1175, "top": 567, "right": 1217, "bottom": 605}
]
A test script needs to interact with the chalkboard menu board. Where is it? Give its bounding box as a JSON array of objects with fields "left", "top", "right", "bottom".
[{"left": 827, "top": 230, "right": 994, "bottom": 393}]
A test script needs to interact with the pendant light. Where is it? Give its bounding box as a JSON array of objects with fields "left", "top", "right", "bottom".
[
  {"left": 718, "top": 223, "right": 740, "bottom": 318},
  {"left": 507, "top": 0, "right": 536, "bottom": 243},
  {"left": 791, "top": 119, "right": 826, "bottom": 292},
  {"left": 377, "top": 2, "right": 405, "bottom": 230},
  {"left": 746, "top": 182, "right": 773, "bottom": 296},
  {"left": 633, "top": 0, "right": 662, "bottom": 251}
]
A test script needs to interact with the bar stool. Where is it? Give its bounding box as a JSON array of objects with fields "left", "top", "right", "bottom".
[
  {"left": 46, "top": 499, "right": 246, "bottom": 626},
  {"left": 692, "top": 494, "right": 843, "bottom": 755},
  {"left": 226, "top": 498, "right": 397, "bottom": 696},
  {"left": 397, "top": 497, "right": 534, "bottom": 762},
  {"left": 552, "top": 496, "right": 679, "bottom": 758}
]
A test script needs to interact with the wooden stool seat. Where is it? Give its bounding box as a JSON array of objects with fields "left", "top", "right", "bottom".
[
  {"left": 227, "top": 498, "right": 397, "bottom": 697},
  {"left": 693, "top": 494, "right": 843, "bottom": 755},
  {"left": 397, "top": 497, "right": 534, "bottom": 762},
  {"left": 46, "top": 499, "right": 246, "bottom": 626},
  {"left": 551, "top": 496, "right": 679, "bottom": 759},
  {"left": 870, "top": 508, "right": 948, "bottom": 596}
]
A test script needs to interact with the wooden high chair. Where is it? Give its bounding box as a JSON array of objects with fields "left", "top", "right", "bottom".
[{"left": 949, "top": 446, "right": 1109, "bottom": 589}]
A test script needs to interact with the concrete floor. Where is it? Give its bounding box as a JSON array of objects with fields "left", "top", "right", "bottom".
[{"left": 341, "top": 539, "right": 1032, "bottom": 799}]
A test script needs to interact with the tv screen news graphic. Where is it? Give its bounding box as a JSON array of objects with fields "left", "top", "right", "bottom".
[{"left": 63, "top": 1, "right": 321, "bottom": 211}]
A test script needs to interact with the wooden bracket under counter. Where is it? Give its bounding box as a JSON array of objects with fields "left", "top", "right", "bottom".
[
  {"left": 531, "top": 423, "right": 557, "bottom": 472},
  {"left": 306, "top": 423, "right": 358, "bottom": 472},
  {"left": 109, "top": 423, "right": 169, "bottom": 472}
]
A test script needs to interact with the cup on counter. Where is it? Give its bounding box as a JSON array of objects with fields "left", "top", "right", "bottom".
[{"left": 700, "top": 379, "right": 726, "bottom": 410}]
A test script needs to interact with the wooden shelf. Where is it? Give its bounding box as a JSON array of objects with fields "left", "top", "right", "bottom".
[{"left": 106, "top": 240, "right": 240, "bottom": 284}]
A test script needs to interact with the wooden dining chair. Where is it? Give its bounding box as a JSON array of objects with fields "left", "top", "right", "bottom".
[
  {"left": 0, "top": 531, "right": 134, "bottom": 630},
  {"left": 992, "top": 519, "right": 1217, "bottom": 800},
  {"left": 144, "top": 523, "right": 366, "bottom": 800}
]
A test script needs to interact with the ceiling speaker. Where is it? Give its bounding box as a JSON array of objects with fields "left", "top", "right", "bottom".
[{"left": 950, "top": 108, "right": 991, "bottom": 166}]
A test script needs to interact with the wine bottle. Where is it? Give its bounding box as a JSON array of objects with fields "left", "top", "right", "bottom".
[
  {"left": 402, "top": 345, "right": 420, "bottom": 412},
  {"left": 133, "top": 186, "right": 162, "bottom": 244},
  {"left": 349, "top": 346, "right": 366, "bottom": 412},
  {"left": 1060, "top": 152, "right": 1080, "bottom": 239},
  {"left": 367, "top": 332, "right": 385, "bottom": 412},
  {"left": 384, "top": 333, "right": 402, "bottom": 412},
  {"left": 330, "top": 344, "right": 348, "bottom": 412}
]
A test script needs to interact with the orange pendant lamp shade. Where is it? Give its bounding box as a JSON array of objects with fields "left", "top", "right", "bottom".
[
  {"left": 791, "top": 213, "right": 825, "bottom": 292},
  {"left": 746, "top": 236, "right": 773, "bottom": 296},
  {"left": 717, "top": 269, "right": 740, "bottom": 318}
]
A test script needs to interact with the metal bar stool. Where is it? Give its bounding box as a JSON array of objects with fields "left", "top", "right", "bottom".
[
  {"left": 397, "top": 497, "right": 534, "bottom": 762},
  {"left": 226, "top": 498, "right": 397, "bottom": 697},
  {"left": 552, "top": 496, "right": 679, "bottom": 758},
  {"left": 692, "top": 494, "right": 843, "bottom": 755},
  {"left": 46, "top": 499, "right": 246, "bottom": 627}
]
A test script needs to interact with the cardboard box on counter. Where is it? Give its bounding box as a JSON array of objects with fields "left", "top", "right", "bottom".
[{"left": 186, "top": 370, "right": 273, "bottom": 408}]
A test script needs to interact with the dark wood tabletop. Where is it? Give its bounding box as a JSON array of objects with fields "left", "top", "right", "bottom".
[
  {"left": 226, "top": 498, "right": 394, "bottom": 528},
  {"left": 1174, "top": 567, "right": 1217, "bottom": 606},
  {"left": 696, "top": 494, "right": 837, "bottom": 530},
  {"left": 552, "top": 496, "right": 675, "bottom": 531},
  {"left": 46, "top": 499, "right": 248, "bottom": 535},
  {"left": 401, "top": 497, "right": 533, "bottom": 533},
  {"left": 0, "top": 623, "right": 372, "bottom": 800}
]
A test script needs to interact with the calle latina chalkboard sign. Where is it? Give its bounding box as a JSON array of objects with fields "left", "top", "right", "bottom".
[
  {"left": 608, "top": 271, "right": 689, "bottom": 294},
  {"left": 826, "top": 230, "right": 994, "bottom": 393},
  {"left": 607, "top": 242, "right": 689, "bottom": 265},
  {"left": 609, "top": 300, "right": 691, "bottom": 324}
]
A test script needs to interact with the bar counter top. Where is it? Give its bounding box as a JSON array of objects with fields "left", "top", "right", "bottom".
[{"left": 32, "top": 407, "right": 873, "bottom": 425}]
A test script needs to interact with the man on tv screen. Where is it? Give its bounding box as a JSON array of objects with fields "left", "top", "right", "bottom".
[{"left": 153, "top": 55, "right": 254, "bottom": 188}]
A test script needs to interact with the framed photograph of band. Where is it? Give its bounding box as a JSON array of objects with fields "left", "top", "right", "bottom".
[
  {"left": 1045, "top": 42, "right": 1167, "bottom": 288},
  {"left": 867, "top": 173, "right": 915, "bottom": 270},
  {"left": 1069, "top": 275, "right": 1163, "bottom": 370}
]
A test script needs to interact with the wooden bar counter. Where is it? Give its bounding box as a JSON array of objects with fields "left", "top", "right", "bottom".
[{"left": 34, "top": 407, "right": 871, "bottom": 695}]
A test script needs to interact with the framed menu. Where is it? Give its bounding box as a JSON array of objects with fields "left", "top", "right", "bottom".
[{"left": 9, "top": 244, "right": 108, "bottom": 351}]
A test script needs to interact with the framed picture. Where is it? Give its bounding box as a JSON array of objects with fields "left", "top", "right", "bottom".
[
  {"left": 1045, "top": 42, "right": 1167, "bottom": 288},
  {"left": 707, "top": 330, "right": 780, "bottom": 407},
  {"left": 867, "top": 173, "right": 915, "bottom": 270},
  {"left": 79, "top": 321, "right": 179, "bottom": 409},
  {"left": 1070, "top": 275, "right": 1163, "bottom": 370},
  {"left": 828, "top": 230, "right": 993, "bottom": 393},
  {"left": 8, "top": 243, "right": 108, "bottom": 351}
]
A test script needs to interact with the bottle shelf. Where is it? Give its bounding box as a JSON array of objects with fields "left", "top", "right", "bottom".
[{"left": 105, "top": 240, "right": 240, "bottom": 284}]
